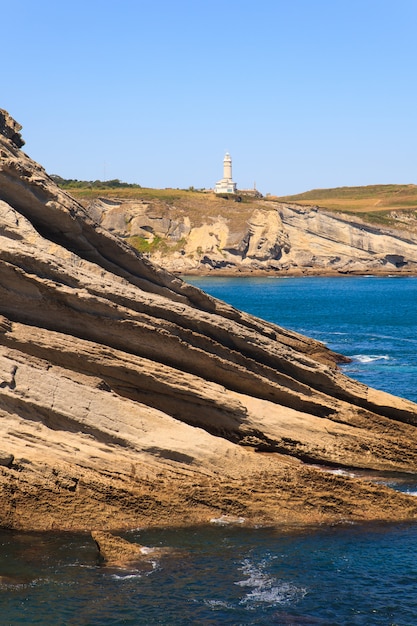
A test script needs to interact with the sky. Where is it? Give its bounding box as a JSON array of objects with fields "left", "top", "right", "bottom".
[{"left": 3, "top": 0, "right": 417, "bottom": 195}]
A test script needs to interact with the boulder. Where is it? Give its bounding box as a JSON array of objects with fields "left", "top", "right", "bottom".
[
  {"left": 91, "top": 531, "right": 155, "bottom": 568},
  {"left": 0, "top": 452, "right": 13, "bottom": 467}
]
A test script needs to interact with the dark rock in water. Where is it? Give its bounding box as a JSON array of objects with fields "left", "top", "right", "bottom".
[
  {"left": 0, "top": 574, "right": 31, "bottom": 586},
  {"left": 91, "top": 530, "right": 154, "bottom": 569}
]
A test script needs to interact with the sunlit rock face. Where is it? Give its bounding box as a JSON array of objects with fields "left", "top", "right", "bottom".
[
  {"left": 1, "top": 109, "right": 417, "bottom": 532},
  {"left": 86, "top": 197, "right": 417, "bottom": 275}
]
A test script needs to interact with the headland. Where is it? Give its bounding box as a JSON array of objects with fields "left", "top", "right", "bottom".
[{"left": 1, "top": 109, "right": 417, "bottom": 532}]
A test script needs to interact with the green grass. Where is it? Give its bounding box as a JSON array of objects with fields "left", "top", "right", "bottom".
[
  {"left": 273, "top": 184, "right": 417, "bottom": 211},
  {"left": 128, "top": 235, "right": 167, "bottom": 254},
  {"left": 269, "top": 184, "right": 417, "bottom": 227},
  {"left": 275, "top": 184, "right": 417, "bottom": 201},
  {"left": 66, "top": 186, "right": 206, "bottom": 204}
]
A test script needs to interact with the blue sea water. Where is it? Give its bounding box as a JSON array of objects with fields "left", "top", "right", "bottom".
[
  {"left": 187, "top": 275, "right": 417, "bottom": 403},
  {"left": 1, "top": 277, "right": 417, "bottom": 625}
]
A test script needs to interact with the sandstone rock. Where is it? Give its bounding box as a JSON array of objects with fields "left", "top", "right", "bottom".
[
  {"left": 0, "top": 451, "right": 13, "bottom": 467},
  {"left": 91, "top": 530, "right": 148, "bottom": 565},
  {"left": 86, "top": 194, "right": 417, "bottom": 275},
  {"left": 91, "top": 531, "right": 158, "bottom": 568},
  {"left": 0, "top": 109, "right": 24, "bottom": 148},
  {"left": 0, "top": 110, "right": 417, "bottom": 532}
]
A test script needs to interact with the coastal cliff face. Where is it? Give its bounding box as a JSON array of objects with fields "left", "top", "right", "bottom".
[
  {"left": 1, "top": 109, "right": 417, "bottom": 531},
  {"left": 86, "top": 195, "right": 417, "bottom": 275}
]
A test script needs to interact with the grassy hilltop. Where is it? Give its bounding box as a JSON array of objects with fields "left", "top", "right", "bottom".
[
  {"left": 59, "top": 178, "right": 417, "bottom": 230},
  {"left": 274, "top": 184, "right": 417, "bottom": 227},
  {"left": 57, "top": 180, "right": 263, "bottom": 232}
]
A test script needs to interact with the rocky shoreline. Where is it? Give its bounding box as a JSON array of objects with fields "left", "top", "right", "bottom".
[
  {"left": 84, "top": 193, "right": 417, "bottom": 277},
  {"left": 178, "top": 267, "right": 417, "bottom": 278},
  {"left": 1, "top": 109, "right": 417, "bottom": 532}
]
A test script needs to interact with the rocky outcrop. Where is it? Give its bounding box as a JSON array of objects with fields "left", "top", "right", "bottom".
[
  {"left": 86, "top": 195, "right": 417, "bottom": 275},
  {"left": 275, "top": 203, "right": 417, "bottom": 274},
  {"left": 91, "top": 531, "right": 164, "bottom": 568},
  {"left": 1, "top": 110, "right": 417, "bottom": 531},
  {"left": 0, "top": 110, "right": 24, "bottom": 148}
]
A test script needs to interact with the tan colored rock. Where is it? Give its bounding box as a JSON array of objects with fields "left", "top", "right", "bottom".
[
  {"left": 86, "top": 195, "right": 417, "bottom": 275},
  {"left": 91, "top": 531, "right": 157, "bottom": 568},
  {"left": 0, "top": 109, "right": 24, "bottom": 148},
  {"left": 0, "top": 452, "right": 13, "bottom": 467},
  {"left": 0, "top": 110, "right": 417, "bottom": 532}
]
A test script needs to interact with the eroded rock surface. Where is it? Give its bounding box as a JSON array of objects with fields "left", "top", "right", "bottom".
[
  {"left": 91, "top": 530, "right": 162, "bottom": 568},
  {"left": 1, "top": 110, "right": 417, "bottom": 531},
  {"left": 86, "top": 195, "right": 417, "bottom": 275}
]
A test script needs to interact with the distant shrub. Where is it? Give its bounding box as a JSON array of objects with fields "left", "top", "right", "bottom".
[{"left": 51, "top": 175, "right": 141, "bottom": 190}]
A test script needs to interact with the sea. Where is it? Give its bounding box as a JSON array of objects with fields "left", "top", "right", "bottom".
[{"left": 1, "top": 276, "right": 417, "bottom": 626}]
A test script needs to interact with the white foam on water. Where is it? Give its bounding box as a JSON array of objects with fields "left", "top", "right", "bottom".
[
  {"left": 325, "top": 468, "right": 356, "bottom": 478},
  {"left": 236, "top": 558, "right": 307, "bottom": 608},
  {"left": 204, "top": 599, "right": 235, "bottom": 610},
  {"left": 111, "top": 572, "right": 143, "bottom": 581},
  {"left": 210, "top": 515, "right": 245, "bottom": 525},
  {"left": 109, "top": 556, "right": 160, "bottom": 580},
  {"left": 351, "top": 354, "right": 390, "bottom": 364},
  {"left": 310, "top": 465, "right": 358, "bottom": 479}
]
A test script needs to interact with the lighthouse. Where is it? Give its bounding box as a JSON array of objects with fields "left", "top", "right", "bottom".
[
  {"left": 223, "top": 152, "right": 232, "bottom": 180},
  {"left": 214, "top": 152, "right": 237, "bottom": 194}
]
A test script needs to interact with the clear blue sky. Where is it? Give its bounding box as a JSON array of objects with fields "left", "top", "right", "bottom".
[{"left": 4, "top": 0, "right": 417, "bottom": 195}]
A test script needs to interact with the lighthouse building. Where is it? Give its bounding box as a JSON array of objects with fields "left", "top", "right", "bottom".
[{"left": 214, "top": 152, "right": 237, "bottom": 194}]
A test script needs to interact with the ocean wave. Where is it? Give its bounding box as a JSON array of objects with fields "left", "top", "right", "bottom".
[
  {"left": 355, "top": 332, "right": 417, "bottom": 345},
  {"left": 110, "top": 556, "right": 160, "bottom": 580},
  {"left": 236, "top": 559, "right": 306, "bottom": 607},
  {"left": 204, "top": 599, "right": 235, "bottom": 610},
  {"left": 320, "top": 468, "right": 357, "bottom": 478},
  {"left": 111, "top": 572, "right": 143, "bottom": 581},
  {"left": 351, "top": 354, "right": 390, "bottom": 364}
]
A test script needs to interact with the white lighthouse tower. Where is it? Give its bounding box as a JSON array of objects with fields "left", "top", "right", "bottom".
[
  {"left": 214, "top": 152, "right": 237, "bottom": 194},
  {"left": 223, "top": 152, "right": 232, "bottom": 180}
]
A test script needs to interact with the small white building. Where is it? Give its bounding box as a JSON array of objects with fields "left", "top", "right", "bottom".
[{"left": 214, "top": 152, "right": 237, "bottom": 194}]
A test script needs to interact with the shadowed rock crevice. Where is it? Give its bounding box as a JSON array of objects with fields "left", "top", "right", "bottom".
[{"left": 0, "top": 318, "right": 340, "bottom": 422}]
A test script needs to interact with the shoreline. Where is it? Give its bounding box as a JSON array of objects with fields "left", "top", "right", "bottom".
[
  {"left": 3, "top": 515, "right": 417, "bottom": 537},
  {"left": 178, "top": 268, "right": 417, "bottom": 279},
  {"left": 3, "top": 459, "right": 417, "bottom": 534},
  {"left": 2, "top": 501, "right": 417, "bottom": 536}
]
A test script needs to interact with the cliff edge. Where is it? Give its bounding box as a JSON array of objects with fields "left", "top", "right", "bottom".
[
  {"left": 1, "top": 110, "right": 417, "bottom": 531},
  {"left": 82, "top": 192, "right": 417, "bottom": 275}
]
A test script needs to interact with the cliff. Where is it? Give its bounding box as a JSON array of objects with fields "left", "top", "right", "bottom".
[
  {"left": 1, "top": 109, "right": 417, "bottom": 531},
  {"left": 82, "top": 193, "right": 417, "bottom": 275}
]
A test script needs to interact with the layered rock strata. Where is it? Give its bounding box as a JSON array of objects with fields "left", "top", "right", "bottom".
[
  {"left": 87, "top": 196, "right": 417, "bottom": 275},
  {"left": 1, "top": 110, "right": 417, "bottom": 531}
]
